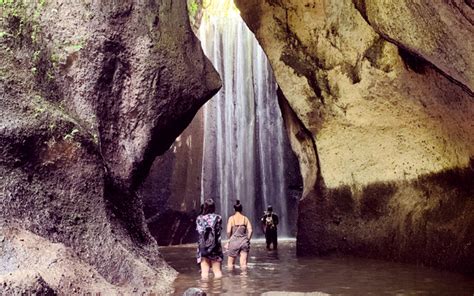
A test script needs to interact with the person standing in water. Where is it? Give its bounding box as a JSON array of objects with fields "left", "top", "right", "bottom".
[
  {"left": 225, "top": 200, "right": 253, "bottom": 270},
  {"left": 261, "top": 205, "right": 279, "bottom": 250},
  {"left": 196, "top": 198, "right": 223, "bottom": 279}
]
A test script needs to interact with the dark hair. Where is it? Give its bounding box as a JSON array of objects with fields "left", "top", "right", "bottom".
[
  {"left": 233, "top": 200, "right": 242, "bottom": 212},
  {"left": 202, "top": 198, "right": 215, "bottom": 215},
  {"left": 267, "top": 205, "right": 273, "bottom": 212}
]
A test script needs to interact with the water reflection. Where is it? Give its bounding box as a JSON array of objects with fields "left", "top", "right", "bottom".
[
  {"left": 199, "top": 278, "right": 223, "bottom": 295},
  {"left": 160, "top": 240, "right": 474, "bottom": 295},
  {"left": 239, "top": 269, "right": 248, "bottom": 290}
]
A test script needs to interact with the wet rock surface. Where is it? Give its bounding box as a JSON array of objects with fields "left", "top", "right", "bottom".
[
  {"left": 235, "top": 0, "right": 474, "bottom": 272},
  {"left": 297, "top": 162, "right": 474, "bottom": 272},
  {"left": 139, "top": 111, "right": 204, "bottom": 246},
  {"left": 0, "top": 0, "right": 220, "bottom": 293}
]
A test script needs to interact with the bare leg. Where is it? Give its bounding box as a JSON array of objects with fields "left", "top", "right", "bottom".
[
  {"left": 227, "top": 256, "right": 236, "bottom": 270},
  {"left": 212, "top": 260, "right": 222, "bottom": 279},
  {"left": 200, "top": 258, "right": 210, "bottom": 279},
  {"left": 239, "top": 252, "right": 248, "bottom": 270}
]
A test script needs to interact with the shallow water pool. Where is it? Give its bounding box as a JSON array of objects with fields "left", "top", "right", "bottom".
[{"left": 160, "top": 239, "right": 474, "bottom": 295}]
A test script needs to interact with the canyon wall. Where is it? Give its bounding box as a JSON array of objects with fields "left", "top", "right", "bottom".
[
  {"left": 235, "top": 0, "right": 474, "bottom": 272},
  {"left": 0, "top": 0, "right": 220, "bottom": 293},
  {"left": 139, "top": 110, "right": 205, "bottom": 246},
  {"left": 140, "top": 4, "right": 303, "bottom": 245}
]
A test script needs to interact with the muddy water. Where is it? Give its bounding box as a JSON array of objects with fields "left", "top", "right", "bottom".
[{"left": 160, "top": 239, "right": 474, "bottom": 295}]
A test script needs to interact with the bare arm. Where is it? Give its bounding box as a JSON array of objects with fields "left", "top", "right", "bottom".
[
  {"left": 246, "top": 217, "right": 253, "bottom": 240},
  {"left": 226, "top": 216, "right": 233, "bottom": 238}
]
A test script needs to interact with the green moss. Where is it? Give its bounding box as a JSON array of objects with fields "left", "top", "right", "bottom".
[
  {"left": 68, "top": 43, "right": 83, "bottom": 52},
  {"left": 1, "top": 0, "right": 45, "bottom": 47},
  {"left": 1, "top": 1, "right": 44, "bottom": 75},
  {"left": 1, "top": 1, "right": 65, "bottom": 102},
  {"left": 0, "top": 31, "right": 10, "bottom": 38},
  {"left": 188, "top": 0, "right": 199, "bottom": 17}
]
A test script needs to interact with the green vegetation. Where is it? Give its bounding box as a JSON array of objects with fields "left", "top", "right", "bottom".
[
  {"left": 1, "top": 0, "right": 44, "bottom": 56},
  {"left": 0, "top": 1, "right": 45, "bottom": 45},
  {"left": 0, "top": 0, "right": 12, "bottom": 5},
  {"left": 64, "top": 39, "right": 85, "bottom": 53},
  {"left": 188, "top": 0, "right": 199, "bottom": 17},
  {"left": 1, "top": 1, "right": 63, "bottom": 86},
  {"left": 0, "top": 31, "right": 11, "bottom": 38},
  {"left": 68, "top": 43, "right": 83, "bottom": 52}
]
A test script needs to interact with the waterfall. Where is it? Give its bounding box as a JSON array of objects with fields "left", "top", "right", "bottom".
[{"left": 199, "top": 4, "right": 290, "bottom": 236}]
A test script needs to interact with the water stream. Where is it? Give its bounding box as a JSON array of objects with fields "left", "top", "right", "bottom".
[
  {"left": 161, "top": 241, "right": 474, "bottom": 295},
  {"left": 198, "top": 3, "right": 290, "bottom": 235}
]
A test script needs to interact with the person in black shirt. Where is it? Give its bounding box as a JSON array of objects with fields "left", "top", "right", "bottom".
[{"left": 261, "top": 205, "right": 279, "bottom": 250}]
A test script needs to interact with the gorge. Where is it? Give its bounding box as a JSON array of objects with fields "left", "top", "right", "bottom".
[
  {"left": 0, "top": 0, "right": 473, "bottom": 294},
  {"left": 140, "top": 0, "right": 302, "bottom": 244}
]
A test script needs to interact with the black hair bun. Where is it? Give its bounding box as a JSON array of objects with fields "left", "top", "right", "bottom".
[{"left": 233, "top": 200, "right": 243, "bottom": 212}]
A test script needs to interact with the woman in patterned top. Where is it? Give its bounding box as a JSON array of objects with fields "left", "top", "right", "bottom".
[{"left": 196, "top": 198, "right": 223, "bottom": 279}]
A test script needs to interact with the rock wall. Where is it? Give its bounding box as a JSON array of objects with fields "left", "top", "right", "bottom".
[
  {"left": 235, "top": 0, "right": 474, "bottom": 272},
  {"left": 140, "top": 5, "right": 304, "bottom": 244},
  {"left": 139, "top": 109, "right": 205, "bottom": 246},
  {"left": 0, "top": 0, "right": 220, "bottom": 293}
]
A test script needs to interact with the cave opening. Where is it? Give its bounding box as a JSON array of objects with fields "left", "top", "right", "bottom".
[{"left": 139, "top": 0, "right": 303, "bottom": 246}]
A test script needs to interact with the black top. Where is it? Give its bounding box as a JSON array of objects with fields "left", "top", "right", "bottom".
[{"left": 261, "top": 212, "right": 279, "bottom": 230}]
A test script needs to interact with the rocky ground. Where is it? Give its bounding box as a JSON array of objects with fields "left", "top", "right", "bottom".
[{"left": 0, "top": 227, "right": 122, "bottom": 294}]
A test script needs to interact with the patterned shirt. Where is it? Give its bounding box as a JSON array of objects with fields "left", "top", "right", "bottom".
[{"left": 196, "top": 213, "right": 223, "bottom": 263}]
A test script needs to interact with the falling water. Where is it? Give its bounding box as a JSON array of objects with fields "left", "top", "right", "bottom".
[{"left": 199, "top": 3, "right": 289, "bottom": 236}]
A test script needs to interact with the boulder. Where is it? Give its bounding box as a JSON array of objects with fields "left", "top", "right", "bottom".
[{"left": 0, "top": 0, "right": 220, "bottom": 293}]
